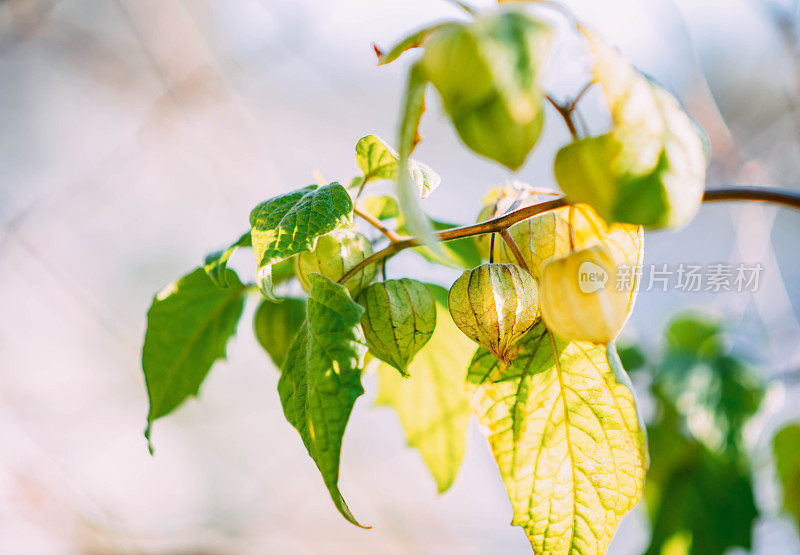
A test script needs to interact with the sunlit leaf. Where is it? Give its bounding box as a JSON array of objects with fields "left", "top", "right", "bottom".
[
  {"left": 555, "top": 29, "right": 706, "bottom": 228},
  {"left": 143, "top": 268, "right": 246, "bottom": 451},
  {"left": 397, "top": 63, "right": 442, "bottom": 257},
  {"left": 249, "top": 183, "right": 353, "bottom": 269},
  {"left": 355, "top": 135, "right": 440, "bottom": 198},
  {"left": 467, "top": 321, "right": 646, "bottom": 552},
  {"left": 774, "top": 423, "right": 800, "bottom": 531},
  {"left": 278, "top": 274, "right": 368, "bottom": 527},
  {"left": 375, "top": 285, "right": 473, "bottom": 492}
]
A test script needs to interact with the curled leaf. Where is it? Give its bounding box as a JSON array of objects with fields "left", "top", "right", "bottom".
[
  {"left": 396, "top": 62, "right": 442, "bottom": 257},
  {"left": 203, "top": 231, "right": 251, "bottom": 288},
  {"left": 376, "top": 23, "right": 448, "bottom": 66},
  {"left": 355, "top": 135, "right": 440, "bottom": 198},
  {"left": 421, "top": 12, "right": 553, "bottom": 169}
]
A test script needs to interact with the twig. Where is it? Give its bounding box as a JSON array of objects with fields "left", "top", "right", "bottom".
[
  {"left": 546, "top": 94, "right": 579, "bottom": 138},
  {"left": 340, "top": 198, "right": 568, "bottom": 284},
  {"left": 570, "top": 80, "right": 595, "bottom": 109},
  {"left": 499, "top": 229, "right": 530, "bottom": 272},
  {"left": 338, "top": 186, "right": 800, "bottom": 285},
  {"left": 353, "top": 206, "right": 402, "bottom": 243}
]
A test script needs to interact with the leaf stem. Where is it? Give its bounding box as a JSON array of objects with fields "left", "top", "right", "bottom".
[
  {"left": 499, "top": 229, "right": 530, "bottom": 272},
  {"left": 546, "top": 94, "right": 579, "bottom": 138},
  {"left": 353, "top": 206, "right": 402, "bottom": 243},
  {"left": 338, "top": 186, "right": 800, "bottom": 285},
  {"left": 570, "top": 80, "right": 595, "bottom": 109}
]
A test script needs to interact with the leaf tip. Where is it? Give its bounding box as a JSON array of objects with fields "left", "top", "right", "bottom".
[{"left": 144, "top": 423, "right": 155, "bottom": 456}]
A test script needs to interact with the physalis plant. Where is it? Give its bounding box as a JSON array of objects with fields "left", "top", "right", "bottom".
[{"left": 141, "top": 2, "right": 707, "bottom": 552}]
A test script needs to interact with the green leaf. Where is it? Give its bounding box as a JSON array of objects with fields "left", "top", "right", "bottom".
[
  {"left": 397, "top": 63, "right": 442, "bottom": 258},
  {"left": 555, "top": 30, "right": 706, "bottom": 228},
  {"left": 644, "top": 412, "right": 758, "bottom": 555},
  {"left": 665, "top": 313, "right": 723, "bottom": 359},
  {"left": 249, "top": 183, "right": 353, "bottom": 269},
  {"left": 253, "top": 297, "right": 306, "bottom": 368},
  {"left": 466, "top": 321, "right": 646, "bottom": 552},
  {"left": 278, "top": 274, "right": 368, "bottom": 528},
  {"left": 143, "top": 268, "right": 246, "bottom": 452},
  {"left": 355, "top": 135, "right": 440, "bottom": 198},
  {"left": 375, "top": 285, "right": 473, "bottom": 492},
  {"left": 360, "top": 195, "right": 400, "bottom": 220},
  {"left": 773, "top": 423, "right": 800, "bottom": 531},
  {"left": 376, "top": 23, "right": 448, "bottom": 66},
  {"left": 655, "top": 314, "right": 765, "bottom": 454},
  {"left": 203, "top": 231, "right": 251, "bottom": 288}
]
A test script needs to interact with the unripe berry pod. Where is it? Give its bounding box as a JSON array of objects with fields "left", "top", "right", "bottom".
[
  {"left": 295, "top": 228, "right": 375, "bottom": 297},
  {"left": 421, "top": 12, "right": 552, "bottom": 170},
  {"left": 358, "top": 279, "right": 436, "bottom": 375},
  {"left": 496, "top": 205, "right": 611, "bottom": 279},
  {"left": 539, "top": 245, "right": 630, "bottom": 344},
  {"left": 448, "top": 263, "right": 539, "bottom": 363}
]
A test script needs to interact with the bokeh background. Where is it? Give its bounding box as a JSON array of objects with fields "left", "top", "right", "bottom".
[{"left": 1, "top": 0, "right": 800, "bottom": 552}]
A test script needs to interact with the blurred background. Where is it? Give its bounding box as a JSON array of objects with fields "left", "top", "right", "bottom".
[{"left": 1, "top": 0, "right": 800, "bottom": 552}]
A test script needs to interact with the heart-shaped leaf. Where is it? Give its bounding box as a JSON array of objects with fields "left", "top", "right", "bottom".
[
  {"left": 143, "top": 268, "right": 246, "bottom": 451},
  {"left": 249, "top": 183, "right": 353, "bottom": 269},
  {"left": 467, "top": 321, "right": 646, "bottom": 552}
]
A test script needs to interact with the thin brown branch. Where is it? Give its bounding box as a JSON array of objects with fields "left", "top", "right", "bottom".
[
  {"left": 338, "top": 186, "right": 800, "bottom": 285},
  {"left": 353, "top": 206, "right": 402, "bottom": 242},
  {"left": 499, "top": 229, "right": 530, "bottom": 272},
  {"left": 546, "top": 94, "right": 578, "bottom": 138},
  {"left": 570, "top": 80, "right": 595, "bottom": 109},
  {"left": 339, "top": 197, "right": 568, "bottom": 284}
]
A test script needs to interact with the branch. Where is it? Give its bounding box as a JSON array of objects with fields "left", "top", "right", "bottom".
[
  {"left": 339, "top": 197, "right": 567, "bottom": 283},
  {"left": 499, "top": 229, "right": 530, "bottom": 272},
  {"left": 338, "top": 186, "right": 800, "bottom": 284},
  {"left": 353, "top": 206, "right": 402, "bottom": 243},
  {"left": 546, "top": 95, "right": 578, "bottom": 138}
]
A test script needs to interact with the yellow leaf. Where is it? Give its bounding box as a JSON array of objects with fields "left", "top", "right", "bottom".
[
  {"left": 467, "top": 321, "right": 646, "bottom": 553},
  {"left": 376, "top": 295, "right": 474, "bottom": 493}
]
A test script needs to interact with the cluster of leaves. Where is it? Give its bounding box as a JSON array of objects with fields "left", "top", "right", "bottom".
[
  {"left": 138, "top": 2, "right": 733, "bottom": 553},
  {"left": 621, "top": 314, "right": 800, "bottom": 555}
]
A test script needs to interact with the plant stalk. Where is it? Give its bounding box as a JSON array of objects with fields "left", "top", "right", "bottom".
[{"left": 338, "top": 186, "right": 800, "bottom": 285}]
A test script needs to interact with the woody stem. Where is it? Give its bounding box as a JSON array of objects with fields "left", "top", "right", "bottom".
[{"left": 338, "top": 186, "right": 800, "bottom": 285}]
